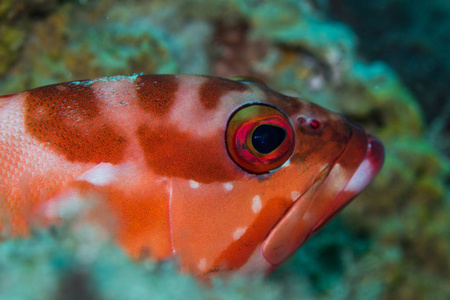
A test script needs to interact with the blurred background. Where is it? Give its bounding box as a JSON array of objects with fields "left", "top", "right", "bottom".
[{"left": 0, "top": 0, "right": 449, "bottom": 299}]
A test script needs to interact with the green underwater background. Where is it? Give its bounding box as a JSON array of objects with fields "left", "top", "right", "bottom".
[{"left": 0, "top": 0, "right": 449, "bottom": 299}]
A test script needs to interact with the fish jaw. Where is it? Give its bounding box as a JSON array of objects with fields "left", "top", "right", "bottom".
[{"left": 261, "top": 123, "right": 385, "bottom": 266}]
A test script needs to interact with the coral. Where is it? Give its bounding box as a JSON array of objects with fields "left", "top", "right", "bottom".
[
  {"left": 0, "top": 0, "right": 60, "bottom": 77},
  {"left": 325, "top": 0, "right": 450, "bottom": 159},
  {"left": 0, "top": 0, "right": 449, "bottom": 299},
  {"left": 0, "top": 227, "right": 311, "bottom": 299},
  {"left": 0, "top": 0, "right": 27, "bottom": 77},
  {"left": 326, "top": 0, "right": 450, "bottom": 123}
]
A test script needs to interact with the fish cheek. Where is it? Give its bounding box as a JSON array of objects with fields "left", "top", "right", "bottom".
[
  {"left": 170, "top": 174, "right": 294, "bottom": 276},
  {"left": 212, "top": 196, "right": 293, "bottom": 272}
]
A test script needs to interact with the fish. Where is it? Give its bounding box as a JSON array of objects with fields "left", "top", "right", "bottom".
[{"left": 0, "top": 74, "right": 384, "bottom": 277}]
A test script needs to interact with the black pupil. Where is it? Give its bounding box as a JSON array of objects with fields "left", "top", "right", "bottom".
[{"left": 251, "top": 124, "right": 287, "bottom": 154}]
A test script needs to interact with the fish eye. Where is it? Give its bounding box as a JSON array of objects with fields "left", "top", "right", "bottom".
[
  {"left": 252, "top": 124, "right": 287, "bottom": 154},
  {"left": 226, "top": 104, "right": 295, "bottom": 174}
]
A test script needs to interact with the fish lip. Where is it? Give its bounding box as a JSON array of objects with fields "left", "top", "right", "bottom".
[
  {"left": 261, "top": 124, "right": 385, "bottom": 266},
  {"left": 308, "top": 134, "right": 385, "bottom": 235},
  {"left": 341, "top": 135, "right": 384, "bottom": 196}
]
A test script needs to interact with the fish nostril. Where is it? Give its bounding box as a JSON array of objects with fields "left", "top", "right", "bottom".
[
  {"left": 296, "top": 116, "right": 322, "bottom": 130},
  {"left": 296, "top": 116, "right": 306, "bottom": 126},
  {"left": 308, "top": 119, "right": 321, "bottom": 130}
]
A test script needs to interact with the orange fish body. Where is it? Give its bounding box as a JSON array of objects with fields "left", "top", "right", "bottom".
[{"left": 0, "top": 74, "right": 384, "bottom": 277}]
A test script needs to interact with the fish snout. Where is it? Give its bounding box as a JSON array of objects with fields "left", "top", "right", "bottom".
[{"left": 261, "top": 123, "right": 385, "bottom": 266}]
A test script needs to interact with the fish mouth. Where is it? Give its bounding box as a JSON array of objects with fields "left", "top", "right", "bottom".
[{"left": 261, "top": 123, "right": 385, "bottom": 266}]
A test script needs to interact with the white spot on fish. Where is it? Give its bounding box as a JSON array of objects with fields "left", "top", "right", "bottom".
[
  {"left": 233, "top": 227, "right": 247, "bottom": 241},
  {"left": 198, "top": 258, "right": 207, "bottom": 271},
  {"left": 291, "top": 191, "right": 300, "bottom": 201},
  {"left": 252, "top": 195, "right": 262, "bottom": 213},
  {"left": 78, "top": 163, "right": 118, "bottom": 186},
  {"left": 189, "top": 180, "right": 199, "bottom": 189},
  {"left": 223, "top": 182, "right": 233, "bottom": 191}
]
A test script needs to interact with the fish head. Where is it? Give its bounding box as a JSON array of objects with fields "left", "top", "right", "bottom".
[
  {"left": 214, "top": 78, "right": 384, "bottom": 273},
  {"left": 237, "top": 82, "right": 384, "bottom": 267}
]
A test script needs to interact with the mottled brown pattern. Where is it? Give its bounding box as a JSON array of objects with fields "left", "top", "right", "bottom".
[
  {"left": 199, "top": 77, "right": 248, "bottom": 109},
  {"left": 25, "top": 82, "right": 126, "bottom": 163},
  {"left": 137, "top": 124, "right": 240, "bottom": 183},
  {"left": 135, "top": 74, "right": 178, "bottom": 116}
]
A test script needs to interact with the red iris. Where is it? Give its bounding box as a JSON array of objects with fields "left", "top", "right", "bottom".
[{"left": 226, "top": 104, "right": 295, "bottom": 174}]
